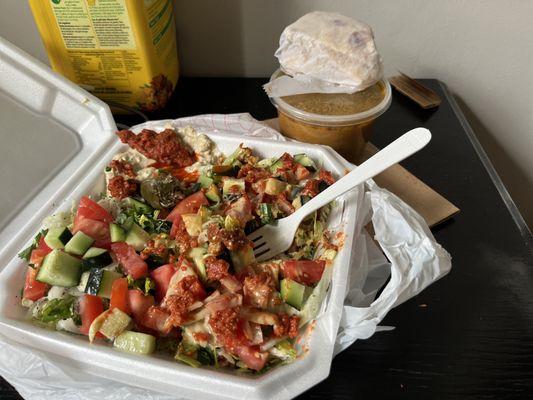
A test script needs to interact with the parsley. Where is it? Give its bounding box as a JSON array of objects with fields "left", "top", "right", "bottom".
[
  {"left": 18, "top": 229, "right": 48, "bottom": 262},
  {"left": 116, "top": 208, "right": 171, "bottom": 235},
  {"left": 157, "top": 337, "right": 179, "bottom": 355},
  {"left": 197, "top": 346, "right": 215, "bottom": 365},
  {"left": 35, "top": 296, "right": 77, "bottom": 324},
  {"left": 184, "top": 182, "right": 202, "bottom": 196},
  {"left": 127, "top": 275, "right": 156, "bottom": 295}
]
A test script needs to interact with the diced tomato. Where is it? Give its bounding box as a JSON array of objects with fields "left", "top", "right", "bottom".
[
  {"left": 127, "top": 289, "right": 155, "bottom": 322},
  {"left": 29, "top": 248, "right": 50, "bottom": 268},
  {"left": 156, "top": 208, "right": 170, "bottom": 220},
  {"left": 73, "top": 217, "right": 111, "bottom": 247},
  {"left": 111, "top": 242, "right": 148, "bottom": 279},
  {"left": 29, "top": 236, "right": 53, "bottom": 267},
  {"left": 110, "top": 278, "right": 130, "bottom": 314},
  {"left": 301, "top": 179, "right": 320, "bottom": 197},
  {"left": 37, "top": 236, "right": 52, "bottom": 253},
  {"left": 79, "top": 294, "right": 104, "bottom": 335},
  {"left": 225, "top": 196, "right": 253, "bottom": 227},
  {"left": 142, "top": 306, "right": 171, "bottom": 334},
  {"left": 168, "top": 273, "right": 207, "bottom": 302},
  {"left": 184, "top": 275, "right": 207, "bottom": 301},
  {"left": 166, "top": 191, "right": 208, "bottom": 222},
  {"left": 294, "top": 163, "right": 311, "bottom": 181},
  {"left": 169, "top": 215, "right": 183, "bottom": 240},
  {"left": 23, "top": 267, "right": 48, "bottom": 301},
  {"left": 150, "top": 264, "right": 177, "bottom": 302},
  {"left": 281, "top": 260, "right": 326, "bottom": 285},
  {"left": 170, "top": 167, "right": 200, "bottom": 183},
  {"left": 233, "top": 344, "right": 269, "bottom": 371},
  {"left": 77, "top": 196, "right": 113, "bottom": 223},
  {"left": 276, "top": 193, "right": 295, "bottom": 215},
  {"left": 318, "top": 169, "right": 336, "bottom": 185}
]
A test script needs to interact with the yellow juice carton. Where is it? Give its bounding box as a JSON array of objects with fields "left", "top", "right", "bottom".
[{"left": 29, "top": 0, "right": 179, "bottom": 112}]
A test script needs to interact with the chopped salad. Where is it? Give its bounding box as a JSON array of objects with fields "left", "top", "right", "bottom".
[{"left": 19, "top": 126, "right": 341, "bottom": 372}]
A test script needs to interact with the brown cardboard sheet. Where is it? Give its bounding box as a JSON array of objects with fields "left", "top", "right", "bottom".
[{"left": 262, "top": 118, "right": 460, "bottom": 227}]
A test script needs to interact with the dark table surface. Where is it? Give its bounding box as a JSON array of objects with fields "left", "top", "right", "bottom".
[{"left": 2, "top": 78, "right": 532, "bottom": 399}]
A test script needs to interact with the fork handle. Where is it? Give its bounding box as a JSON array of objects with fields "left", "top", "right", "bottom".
[{"left": 290, "top": 127, "right": 432, "bottom": 222}]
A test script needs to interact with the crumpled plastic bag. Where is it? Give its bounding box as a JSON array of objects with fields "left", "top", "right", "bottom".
[
  {"left": 264, "top": 11, "right": 383, "bottom": 97},
  {"left": 0, "top": 113, "right": 451, "bottom": 399}
]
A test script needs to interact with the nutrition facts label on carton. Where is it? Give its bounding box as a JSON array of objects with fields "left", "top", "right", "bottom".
[
  {"left": 30, "top": 0, "right": 179, "bottom": 109},
  {"left": 51, "top": 0, "right": 136, "bottom": 50}
]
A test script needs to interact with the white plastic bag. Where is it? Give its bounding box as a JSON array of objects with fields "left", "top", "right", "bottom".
[
  {"left": 264, "top": 11, "right": 383, "bottom": 97},
  {"left": 0, "top": 114, "right": 451, "bottom": 399}
]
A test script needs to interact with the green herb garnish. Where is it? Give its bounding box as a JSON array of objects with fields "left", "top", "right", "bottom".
[
  {"left": 18, "top": 229, "right": 48, "bottom": 262},
  {"left": 35, "top": 296, "right": 76, "bottom": 324}
]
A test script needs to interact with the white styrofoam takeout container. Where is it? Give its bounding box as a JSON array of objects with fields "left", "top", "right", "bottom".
[{"left": 0, "top": 38, "right": 362, "bottom": 399}]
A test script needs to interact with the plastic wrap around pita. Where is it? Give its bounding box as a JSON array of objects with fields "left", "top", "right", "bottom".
[{"left": 264, "top": 12, "right": 384, "bottom": 97}]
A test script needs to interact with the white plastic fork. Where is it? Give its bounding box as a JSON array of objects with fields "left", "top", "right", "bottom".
[{"left": 248, "top": 127, "right": 432, "bottom": 261}]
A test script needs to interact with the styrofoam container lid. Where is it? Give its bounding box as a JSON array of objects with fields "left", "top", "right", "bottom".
[
  {"left": 0, "top": 38, "right": 361, "bottom": 399},
  {"left": 0, "top": 38, "right": 116, "bottom": 268}
]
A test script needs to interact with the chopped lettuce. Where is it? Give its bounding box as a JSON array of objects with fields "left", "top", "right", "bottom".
[
  {"left": 270, "top": 339, "right": 297, "bottom": 361},
  {"left": 42, "top": 210, "right": 75, "bottom": 230},
  {"left": 175, "top": 342, "right": 201, "bottom": 368},
  {"left": 258, "top": 203, "right": 274, "bottom": 225},
  {"left": 298, "top": 266, "right": 333, "bottom": 326},
  {"left": 222, "top": 144, "right": 253, "bottom": 167}
]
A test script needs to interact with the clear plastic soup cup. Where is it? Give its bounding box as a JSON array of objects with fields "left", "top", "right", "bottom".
[{"left": 269, "top": 69, "right": 392, "bottom": 163}]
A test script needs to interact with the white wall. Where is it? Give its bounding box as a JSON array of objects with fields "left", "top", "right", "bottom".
[
  {"left": 1, "top": 0, "right": 531, "bottom": 228},
  {"left": 172, "top": 0, "right": 533, "bottom": 228}
]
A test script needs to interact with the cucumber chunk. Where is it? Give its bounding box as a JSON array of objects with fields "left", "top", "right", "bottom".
[
  {"left": 44, "top": 227, "right": 72, "bottom": 250},
  {"left": 292, "top": 196, "right": 303, "bottom": 210},
  {"left": 125, "top": 223, "right": 150, "bottom": 251},
  {"left": 84, "top": 268, "right": 122, "bottom": 298},
  {"left": 230, "top": 245, "right": 255, "bottom": 273},
  {"left": 36, "top": 250, "right": 82, "bottom": 287},
  {"left": 189, "top": 247, "right": 208, "bottom": 280},
  {"left": 198, "top": 205, "right": 212, "bottom": 223},
  {"left": 212, "top": 164, "right": 238, "bottom": 177},
  {"left": 198, "top": 173, "right": 213, "bottom": 189},
  {"left": 294, "top": 154, "right": 317, "bottom": 171},
  {"left": 124, "top": 197, "right": 153, "bottom": 214},
  {"left": 114, "top": 331, "right": 156, "bottom": 355},
  {"left": 182, "top": 214, "right": 202, "bottom": 237},
  {"left": 64, "top": 231, "right": 94, "bottom": 256},
  {"left": 269, "top": 157, "right": 284, "bottom": 173},
  {"left": 99, "top": 308, "right": 131, "bottom": 339},
  {"left": 258, "top": 203, "right": 274, "bottom": 225},
  {"left": 110, "top": 223, "right": 126, "bottom": 242},
  {"left": 280, "top": 279, "right": 307, "bottom": 310},
  {"left": 205, "top": 184, "right": 221, "bottom": 203},
  {"left": 256, "top": 157, "right": 275, "bottom": 169},
  {"left": 264, "top": 178, "right": 287, "bottom": 195},
  {"left": 81, "top": 247, "right": 112, "bottom": 271},
  {"left": 222, "top": 178, "right": 245, "bottom": 197}
]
